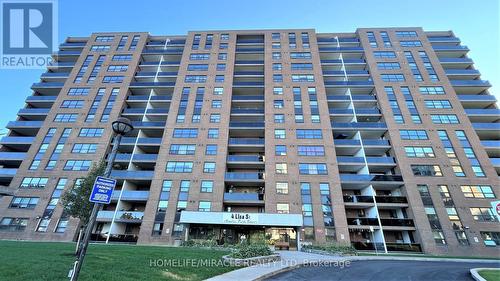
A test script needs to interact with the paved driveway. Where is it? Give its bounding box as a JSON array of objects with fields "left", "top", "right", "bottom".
[{"left": 265, "top": 260, "right": 499, "bottom": 281}]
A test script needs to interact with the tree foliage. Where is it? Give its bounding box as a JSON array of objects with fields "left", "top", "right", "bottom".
[{"left": 60, "top": 160, "right": 106, "bottom": 227}]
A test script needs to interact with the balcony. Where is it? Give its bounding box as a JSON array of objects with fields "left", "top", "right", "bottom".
[
  {"left": 129, "top": 82, "right": 175, "bottom": 87},
  {"left": 228, "top": 138, "right": 265, "bottom": 146},
  {"left": 445, "top": 69, "right": 480, "bottom": 76},
  {"left": 321, "top": 59, "right": 365, "bottom": 64},
  {"left": 47, "top": 61, "right": 76, "bottom": 68},
  {"left": 230, "top": 108, "right": 265, "bottom": 115},
  {"left": 347, "top": 217, "right": 379, "bottom": 226},
  {"left": 450, "top": 80, "right": 491, "bottom": 87},
  {"left": 343, "top": 195, "right": 374, "bottom": 203},
  {"left": 375, "top": 196, "right": 408, "bottom": 204},
  {"left": 139, "top": 61, "right": 181, "bottom": 66},
  {"left": 352, "top": 242, "right": 421, "bottom": 252},
  {"left": 432, "top": 45, "right": 469, "bottom": 52},
  {"left": 363, "top": 140, "right": 390, "bottom": 146},
  {"left": 236, "top": 39, "right": 264, "bottom": 44},
  {"left": 458, "top": 95, "right": 497, "bottom": 108},
  {"left": 232, "top": 95, "right": 264, "bottom": 101},
  {"left": 229, "top": 122, "right": 265, "bottom": 129},
  {"left": 111, "top": 190, "right": 150, "bottom": 201},
  {"left": 331, "top": 122, "right": 387, "bottom": 130},
  {"left": 337, "top": 156, "right": 365, "bottom": 163},
  {"left": 114, "top": 154, "right": 158, "bottom": 162},
  {"left": 25, "top": 96, "right": 57, "bottom": 107},
  {"left": 130, "top": 121, "right": 166, "bottom": 129},
  {"left": 31, "top": 82, "right": 64, "bottom": 89},
  {"left": 481, "top": 140, "right": 500, "bottom": 149},
  {"left": 234, "top": 60, "right": 264, "bottom": 65},
  {"left": 6, "top": 121, "right": 43, "bottom": 128},
  {"left": 233, "top": 71, "right": 265, "bottom": 76},
  {"left": 366, "top": 157, "right": 395, "bottom": 164},
  {"left": 227, "top": 155, "right": 264, "bottom": 163},
  {"left": 334, "top": 139, "right": 361, "bottom": 146},
  {"left": 0, "top": 168, "right": 17, "bottom": 183},
  {"left": 319, "top": 47, "right": 364, "bottom": 52},
  {"left": 235, "top": 48, "right": 265, "bottom": 53},
  {"left": 322, "top": 70, "right": 369, "bottom": 76},
  {"left": 380, "top": 218, "right": 415, "bottom": 227},
  {"left": 0, "top": 152, "right": 27, "bottom": 161},
  {"left": 438, "top": 57, "right": 473, "bottom": 68},
  {"left": 324, "top": 81, "right": 374, "bottom": 87},
  {"left": 142, "top": 49, "right": 183, "bottom": 55},
  {"left": 223, "top": 193, "right": 264, "bottom": 205},
  {"left": 110, "top": 170, "right": 154, "bottom": 180},
  {"left": 135, "top": 71, "right": 178, "bottom": 77},
  {"left": 0, "top": 136, "right": 35, "bottom": 145},
  {"left": 225, "top": 172, "right": 264, "bottom": 182},
  {"left": 472, "top": 123, "right": 500, "bottom": 130},
  {"left": 115, "top": 211, "right": 144, "bottom": 222},
  {"left": 232, "top": 81, "right": 265, "bottom": 87},
  {"left": 428, "top": 36, "right": 460, "bottom": 43},
  {"left": 17, "top": 108, "right": 50, "bottom": 116},
  {"left": 340, "top": 174, "right": 404, "bottom": 188}
]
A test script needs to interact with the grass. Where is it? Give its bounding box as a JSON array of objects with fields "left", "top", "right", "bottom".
[
  {"left": 478, "top": 269, "right": 500, "bottom": 281},
  {"left": 358, "top": 252, "right": 500, "bottom": 260},
  {"left": 0, "top": 240, "right": 238, "bottom": 281}
]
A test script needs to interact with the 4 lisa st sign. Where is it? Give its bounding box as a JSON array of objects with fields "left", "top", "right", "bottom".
[
  {"left": 222, "top": 212, "right": 258, "bottom": 225},
  {"left": 89, "top": 176, "right": 116, "bottom": 204},
  {"left": 490, "top": 200, "right": 500, "bottom": 222}
]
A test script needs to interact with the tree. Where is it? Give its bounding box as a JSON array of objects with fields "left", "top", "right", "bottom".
[{"left": 60, "top": 160, "right": 106, "bottom": 227}]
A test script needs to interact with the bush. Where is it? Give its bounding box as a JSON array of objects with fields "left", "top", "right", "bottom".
[
  {"left": 230, "top": 243, "right": 274, "bottom": 259},
  {"left": 302, "top": 243, "right": 357, "bottom": 256},
  {"left": 181, "top": 239, "right": 217, "bottom": 248}
]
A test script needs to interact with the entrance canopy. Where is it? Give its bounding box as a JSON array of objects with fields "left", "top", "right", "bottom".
[{"left": 179, "top": 211, "right": 303, "bottom": 227}]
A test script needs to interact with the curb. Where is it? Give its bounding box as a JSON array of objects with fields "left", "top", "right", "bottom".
[{"left": 470, "top": 268, "right": 500, "bottom": 281}]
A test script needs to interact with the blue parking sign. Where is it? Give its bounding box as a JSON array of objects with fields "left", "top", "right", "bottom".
[{"left": 89, "top": 176, "right": 116, "bottom": 204}]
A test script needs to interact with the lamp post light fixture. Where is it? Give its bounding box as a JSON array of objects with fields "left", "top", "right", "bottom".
[{"left": 70, "top": 118, "right": 133, "bottom": 281}]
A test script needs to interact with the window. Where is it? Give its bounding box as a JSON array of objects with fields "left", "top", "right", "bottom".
[
  {"left": 290, "top": 52, "right": 312, "bottom": 59},
  {"left": 102, "top": 76, "right": 124, "bottom": 83},
  {"left": 273, "top": 87, "right": 283, "bottom": 95},
  {"left": 63, "top": 160, "right": 91, "bottom": 171},
  {"left": 297, "top": 129, "right": 322, "bottom": 139},
  {"left": 60, "top": 100, "right": 84, "bottom": 109},
  {"left": 420, "top": 86, "right": 445, "bottom": 95},
  {"left": 367, "top": 31, "right": 377, "bottom": 47},
  {"left": 275, "top": 145, "right": 287, "bottom": 156},
  {"left": 211, "top": 100, "right": 222, "bottom": 109},
  {"left": 276, "top": 182, "right": 288, "bottom": 194},
  {"left": 405, "top": 147, "right": 435, "bottom": 158},
  {"left": 277, "top": 203, "right": 290, "bottom": 214},
  {"left": 299, "top": 163, "right": 328, "bottom": 175},
  {"left": 68, "top": 87, "right": 90, "bottom": 96},
  {"left": 272, "top": 52, "right": 281, "bottom": 60},
  {"left": 411, "top": 165, "right": 442, "bottom": 176},
  {"left": 431, "top": 114, "right": 459, "bottom": 124},
  {"left": 425, "top": 100, "right": 452, "bottom": 109},
  {"left": 400, "top": 130, "right": 428, "bottom": 140},
  {"left": 20, "top": 177, "right": 48, "bottom": 189},
  {"left": 9, "top": 197, "right": 39, "bottom": 209},
  {"left": 400, "top": 40, "right": 422, "bottom": 47},
  {"left": 79, "top": 128, "right": 103, "bottom": 137},
  {"left": 219, "top": 43, "right": 228, "bottom": 49},
  {"left": 95, "top": 36, "right": 114, "bottom": 42},
  {"left": 218, "top": 53, "right": 227, "bottom": 60},
  {"left": 90, "top": 45, "right": 110, "bottom": 52},
  {"left": 381, "top": 74, "right": 405, "bottom": 82},
  {"left": 298, "top": 146, "right": 325, "bottom": 156},
  {"left": 189, "top": 53, "right": 210, "bottom": 60},
  {"left": 291, "top": 63, "right": 313, "bottom": 70},
  {"left": 173, "top": 128, "right": 198, "bottom": 138},
  {"left": 215, "top": 75, "right": 224, "bottom": 82},
  {"left": 274, "top": 129, "right": 286, "bottom": 139},
  {"left": 274, "top": 100, "right": 284, "bottom": 108},
  {"left": 272, "top": 33, "right": 280, "bottom": 40},
  {"left": 377, "top": 62, "right": 401, "bottom": 70},
  {"left": 187, "top": 64, "right": 209, "bottom": 71},
  {"left": 461, "top": 185, "right": 495, "bottom": 199},
  {"left": 210, "top": 114, "right": 221, "bottom": 123},
  {"left": 169, "top": 144, "right": 196, "bottom": 155},
  {"left": 166, "top": 161, "right": 193, "bottom": 173},
  {"left": 112, "top": 55, "right": 132, "bottom": 61},
  {"left": 396, "top": 31, "right": 418, "bottom": 37},
  {"left": 72, "top": 143, "right": 98, "bottom": 154},
  {"left": 273, "top": 63, "right": 282, "bottom": 71},
  {"left": 221, "top": 33, "right": 229, "bottom": 40},
  {"left": 205, "top": 144, "right": 217, "bottom": 155},
  {"left": 275, "top": 163, "right": 288, "bottom": 174},
  {"left": 380, "top": 31, "right": 392, "bottom": 47},
  {"left": 273, "top": 74, "right": 283, "bottom": 82},
  {"left": 203, "top": 162, "right": 216, "bottom": 173},
  {"left": 208, "top": 128, "right": 219, "bottom": 139},
  {"left": 0, "top": 217, "right": 28, "bottom": 232},
  {"left": 201, "top": 181, "right": 213, "bottom": 193},
  {"left": 213, "top": 87, "right": 224, "bottom": 95},
  {"left": 198, "top": 201, "right": 211, "bottom": 212},
  {"left": 274, "top": 114, "right": 285, "bottom": 123},
  {"left": 107, "top": 65, "right": 128, "bottom": 72},
  {"left": 116, "top": 36, "right": 128, "bottom": 50},
  {"left": 373, "top": 51, "right": 396, "bottom": 58},
  {"left": 185, "top": 75, "right": 207, "bottom": 83},
  {"left": 470, "top": 208, "right": 497, "bottom": 222},
  {"left": 292, "top": 74, "right": 315, "bottom": 82},
  {"left": 54, "top": 113, "right": 77, "bottom": 123},
  {"left": 272, "top": 42, "right": 281, "bottom": 49}
]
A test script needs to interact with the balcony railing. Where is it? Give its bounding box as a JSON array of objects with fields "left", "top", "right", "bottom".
[
  {"left": 7, "top": 121, "right": 43, "bottom": 128},
  {"left": 380, "top": 218, "right": 415, "bottom": 227},
  {"left": 129, "top": 82, "right": 175, "bottom": 87},
  {"left": 340, "top": 174, "right": 403, "bottom": 182},
  {"left": 0, "top": 136, "right": 35, "bottom": 144},
  {"left": 450, "top": 80, "right": 490, "bottom": 87},
  {"left": 225, "top": 172, "right": 264, "bottom": 180},
  {"left": 334, "top": 139, "right": 361, "bottom": 146},
  {"left": 227, "top": 155, "right": 263, "bottom": 162},
  {"left": 232, "top": 95, "right": 265, "bottom": 101},
  {"left": 375, "top": 196, "right": 408, "bottom": 204},
  {"left": 110, "top": 170, "right": 154, "bottom": 180},
  {"left": 0, "top": 152, "right": 27, "bottom": 160},
  {"left": 347, "top": 217, "right": 379, "bottom": 226},
  {"left": 324, "top": 81, "right": 374, "bottom": 87},
  {"left": 231, "top": 108, "right": 265, "bottom": 114},
  {"left": 343, "top": 195, "right": 374, "bottom": 203},
  {"left": 111, "top": 190, "right": 150, "bottom": 201},
  {"left": 228, "top": 138, "right": 265, "bottom": 145},
  {"left": 223, "top": 193, "right": 263, "bottom": 202},
  {"left": 337, "top": 156, "right": 365, "bottom": 163},
  {"left": 472, "top": 123, "right": 500, "bottom": 130},
  {"left": 331, "top": 122, "right": 387, "bottom": 129},
  {"left": 234, "top": 60, "right": 265, "bottom": 64},
  {"left": 229, "top": 122, "right": 265, "bottom": 128},
  {"left": 366, "top": 157, "right": 395, "bottom": 164},
  {"left": 26, "top": 96, "right": 57, "bottom": 102}
]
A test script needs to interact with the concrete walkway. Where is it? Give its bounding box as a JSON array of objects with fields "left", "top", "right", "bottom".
[
  {"left": 205, "top": 251, "right": 500, "bottom": 281},
  {"left": 205, "top": 251, "right": 347, "bottom": 281}
]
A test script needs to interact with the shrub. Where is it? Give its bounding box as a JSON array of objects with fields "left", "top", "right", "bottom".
[
  {"left": 181, "top": 239, "right": 217, "bottom": 248},
  {"left": 230, "top": 243, "right": 274, "bottom": 259},
  {"left": 302, "top": 243, "right": 357, "bottom": 256}
]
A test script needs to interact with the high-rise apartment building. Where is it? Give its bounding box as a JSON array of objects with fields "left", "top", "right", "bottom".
[{"left": 0, "top": 28, "right": 498, "bottom": 257}]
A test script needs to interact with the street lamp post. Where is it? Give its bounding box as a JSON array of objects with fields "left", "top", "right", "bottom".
[{"left": 70, "top": 117, "right": 133, "bottom": 281}]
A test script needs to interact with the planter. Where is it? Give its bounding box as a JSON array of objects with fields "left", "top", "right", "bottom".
[{"left": 222, "top": 254, "right": 281, "bottom": 267}]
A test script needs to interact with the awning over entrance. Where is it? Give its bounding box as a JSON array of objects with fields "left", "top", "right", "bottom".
[{"left": 179, "top": 211, "right": 303, "bottom": 227}]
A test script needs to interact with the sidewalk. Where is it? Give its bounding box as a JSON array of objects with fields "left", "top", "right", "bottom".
[
  {"left": 205, "top": 251, "right": 347, "bottom": 281},
  {"left": 205, "top": 251, "right": 500, "bottom": 281}
]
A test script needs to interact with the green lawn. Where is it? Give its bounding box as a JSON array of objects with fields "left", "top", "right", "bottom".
[
  {"left": 0, "top": 240, "right": 237, "bottom": 281},
  {"left": 358, "top": 252, "right": 500, "bottom": 260},
  {"left": 479, "top": 269, "right": 500, "bottom": 281}
]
